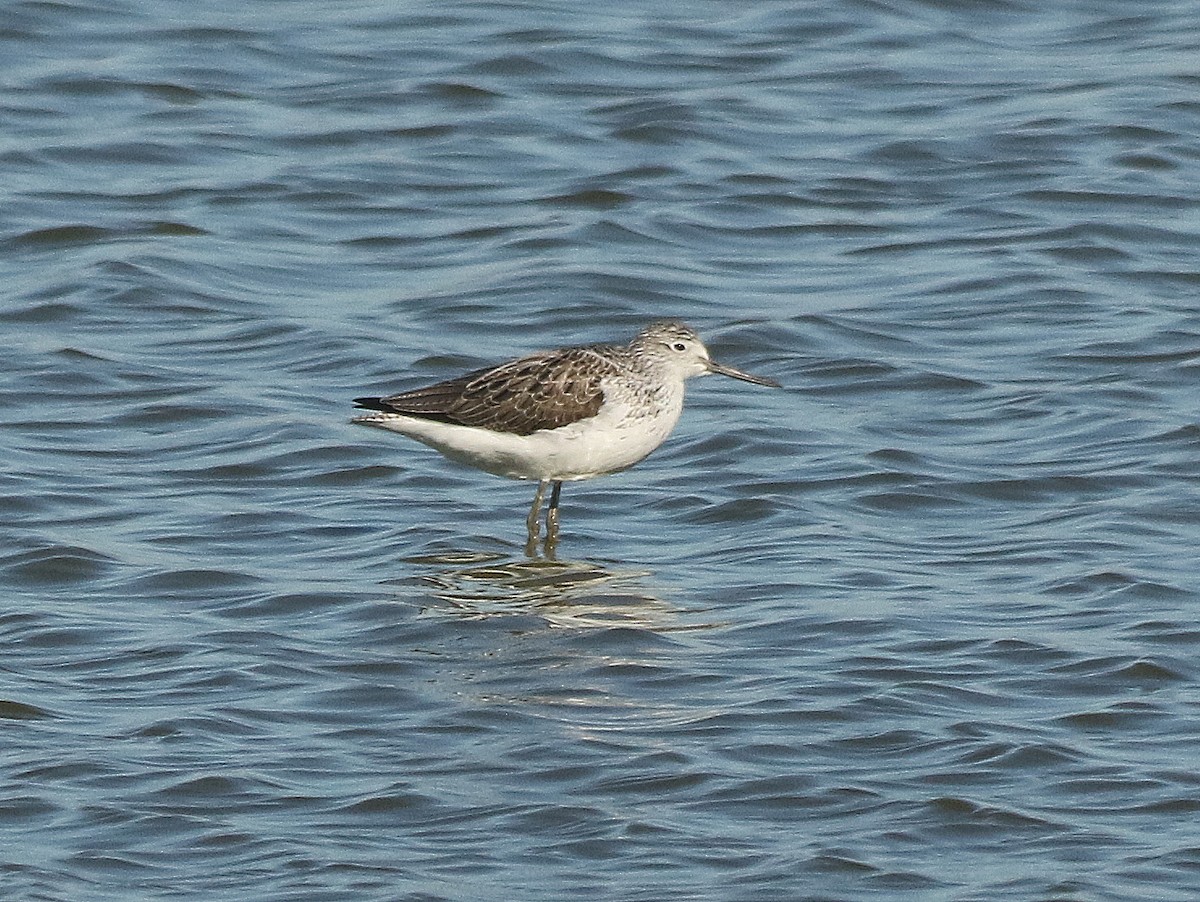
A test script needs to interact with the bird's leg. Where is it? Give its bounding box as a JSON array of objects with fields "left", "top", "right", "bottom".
[
  {"left": 545, "top": 480, "right": 563, "bottom": 547},
  {"left": 525, "top": 479, "right": 548, "bottom": 554}
]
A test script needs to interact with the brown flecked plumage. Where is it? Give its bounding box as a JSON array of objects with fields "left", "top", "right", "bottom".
[{"left": 354, "top": 345, "right": 616, "bottom": 436}]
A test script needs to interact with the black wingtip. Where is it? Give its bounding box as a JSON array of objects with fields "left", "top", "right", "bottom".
[{"left": 352, "top": 396, "right": 388, "bottom": 411}]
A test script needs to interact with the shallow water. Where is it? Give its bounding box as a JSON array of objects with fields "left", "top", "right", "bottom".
[{"left": 4, "top": 1, "right": 1200, "bottom": 899}]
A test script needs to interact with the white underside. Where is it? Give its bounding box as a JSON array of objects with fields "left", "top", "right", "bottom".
[{"left": 353, "top": 391, "right": 684, "bottom": 481}]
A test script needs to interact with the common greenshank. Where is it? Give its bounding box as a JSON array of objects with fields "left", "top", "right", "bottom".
[{"left": 353, "top": 321, "right": 779, "bottom": 550}]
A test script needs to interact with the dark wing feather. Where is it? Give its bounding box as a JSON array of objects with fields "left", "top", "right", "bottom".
[{"left": 358, "top": 347, "right": 616, "bottom": 436}]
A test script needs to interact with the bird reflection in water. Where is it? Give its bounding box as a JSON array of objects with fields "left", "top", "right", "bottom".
[{"left": 403, "top": 550, "right": 681, "bottom": 631}]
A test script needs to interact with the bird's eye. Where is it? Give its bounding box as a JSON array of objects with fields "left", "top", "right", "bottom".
[{"left": 672, "top": 342, "right": 687, "bottom": 352}]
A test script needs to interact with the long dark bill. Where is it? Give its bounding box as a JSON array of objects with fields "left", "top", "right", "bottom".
[{"left": 707, "top": 361, "right": 781, "bottom": 388}]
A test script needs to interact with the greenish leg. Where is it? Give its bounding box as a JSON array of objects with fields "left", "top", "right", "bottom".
[
  {"left": 545, "top": 480, "right": 563, "bottom": 542},
  {"left": 525, "top": 479, "right": 548, "bottom": 553}
]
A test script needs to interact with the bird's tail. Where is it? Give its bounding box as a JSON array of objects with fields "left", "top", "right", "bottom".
[{"left": 352, "top": 397, "right": 388, "bottom": 411}]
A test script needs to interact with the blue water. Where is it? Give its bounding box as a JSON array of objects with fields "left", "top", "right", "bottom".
[{"left": 4, "top": 1, "right": 1200, "bottom": 900}]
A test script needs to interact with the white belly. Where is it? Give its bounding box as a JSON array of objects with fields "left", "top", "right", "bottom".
[{"left": 354, "top": 392, "right": 684, "bottom": 481}]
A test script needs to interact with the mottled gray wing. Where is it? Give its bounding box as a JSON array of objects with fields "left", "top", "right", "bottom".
[{"left": 371, "top": 346, "right": 617, "bottom": 436}]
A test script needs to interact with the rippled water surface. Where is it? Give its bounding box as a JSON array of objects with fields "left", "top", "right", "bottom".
[{"left": 5, "top": 1, "right": 1200, "bottom": 899}]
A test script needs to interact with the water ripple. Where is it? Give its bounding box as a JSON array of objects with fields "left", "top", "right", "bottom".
[{"left": 5, "top": 1, "right": 1200, "bottom": 900}]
